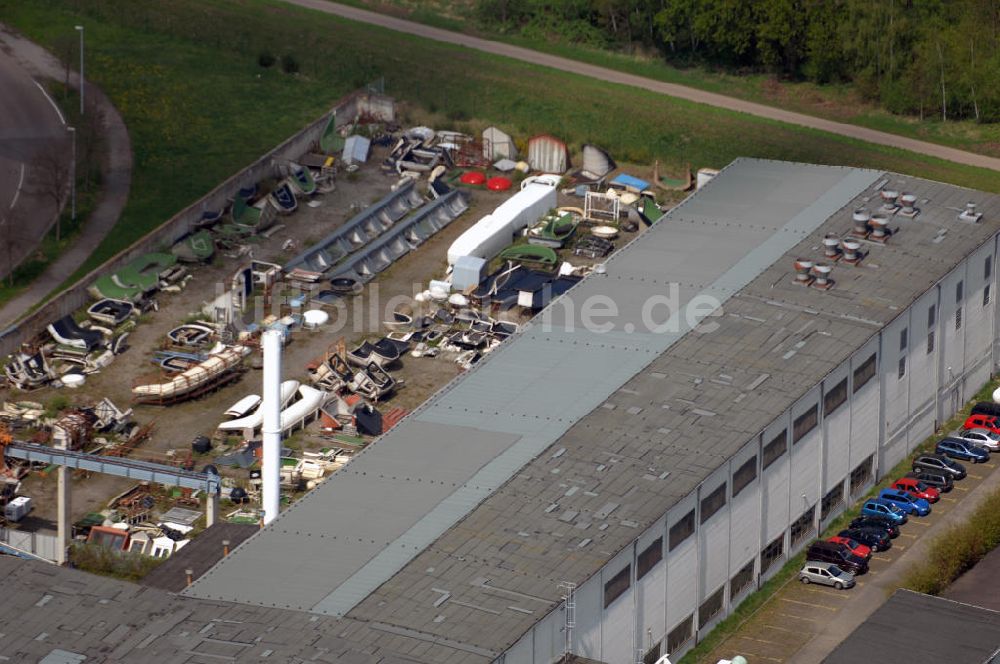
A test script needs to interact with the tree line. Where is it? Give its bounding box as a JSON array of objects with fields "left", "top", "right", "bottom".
[{"left": 476, "top": 0, "right": 1000, "bottom": 122}]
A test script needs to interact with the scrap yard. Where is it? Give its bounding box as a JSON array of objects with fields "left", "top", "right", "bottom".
[{"left": 0, "top": 93, "right": 682, "bottom": 572}]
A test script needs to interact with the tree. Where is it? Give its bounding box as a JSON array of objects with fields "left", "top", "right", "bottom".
[
  {"left": 29, "top": 136, "right": 73, "bottom": 243},
  {"left": 0, "top": 209, "right": 23, "bottom": 286}
]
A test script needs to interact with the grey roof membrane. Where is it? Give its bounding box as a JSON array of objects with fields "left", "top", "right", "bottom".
[{"left": 186, "top": 159, "right": 1000, "bottom": 658}]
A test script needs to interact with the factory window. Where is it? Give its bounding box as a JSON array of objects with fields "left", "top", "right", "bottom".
[
  {"left": 643, "top": 642, "right": 662, "bottom": 664},
  {"left": 763, "top": 430, "right": 788, "bottom": 469},
  {"left": 698, "top": 586, "right": 725, "bottom": 627},
  {"left": 850, "top": 456, "right": 874, "bottom": 495},
  {"left": 898, "top": 357, "right": 906, "bottom": 380},
  {"left": 928, "top": 305, "right": 936, "bottom": 328},
  {"left": 957, "top": 280, "right": 964, "bottom": 302},
  {"left": 985, "top": 285, "right": 992, "bottom": 307},
  {"left": 927, "top": 331, "right": 935, "bottom": 355},
  {"left": 603, "top": 564, "right": 631, "bottom": 608},
  {"left": 900, "top": 328, "right": 908, "bottom": 352},
  {"left": 700, "top": 483, "right": 727, "bottom": 524},
  {"left": 956, "top": 307, "right": 963, "bottom": 330},
  {"left": 669, "top": 510, "right": 695, "bottom": 551},
  {"left": 637, "top": 537, "right": 663, "bottom": 580},
  {"left": 853, "top": 354, "right": 876, "bottom": 392},
  {"left": 824, "top": 378, "right": 848, "bottom": 416},
  {"left": 792, "top": 405, "right": 818, "bottom": 444},
  {"left": 761, "top": 535, "right": 784, "bottom": 574},
  {"left": 732, "top": 456, "right": 757, "bottom": 498},
  {"left": 821, "top": 483, "right": 845, "bottom": 521},
  {"left": 666, "top": 616, "right": 693, "bottom": 655},
  {"left": 987, "top": 256, "right": 993, "bottom": 280},
  {"left": 730, "top": 560, "right": 755, "bottom": 599},
  {"left": 790, "top": 506, "right": 816, "bottom": 547}
]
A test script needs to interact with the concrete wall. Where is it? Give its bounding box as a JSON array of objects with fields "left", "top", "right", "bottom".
[
  {"left": 500, "top": 231, "right": 1000, "bottom": 664},
  {"left": 0, "top": 90, "right": 394, "bottom": 359}
]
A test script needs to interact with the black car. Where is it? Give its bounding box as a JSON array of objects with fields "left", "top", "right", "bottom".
[
  {"left": 905, "top": 470, "right": 954, "bottom": 492},
  {"left": 971, "top": 402, "right": 1000, "bottom": 418},
  {"left": 806, "top": 540, "right": 869, "bottom": 575},
  {"left": 913, "top": 453, "right": 967, "bottom": 479},
  {"left": 839, "top": 527, "right": 891, "bottom": 552},
  {"left": 849, "top": 515, "right": 900, "bottom": 538}
]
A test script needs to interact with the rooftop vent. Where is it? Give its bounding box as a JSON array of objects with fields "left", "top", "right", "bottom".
[
  {"left": 841, "top": 239, "right": 862, "bottom": 264},
  {"left": 823, "top": 234, "right": 841, "bottom": 259},
  {"left": 959, "top": 201, "right": 982, "bottom": 224},
  {"left": 869, "top": 213, "right": 890, "bottom": 243},
  {"left": 811, "top": 263, "right": 833, "bottom": 290},
  {"left": 793, "top": 259, "right": 814, "bottom": 286},
  {"left": 899, "top": 193, "right": 919, "bottom": 218},
  {"left": 851, "top": 208, "right": 871, "bottom": 238},
  {"left": 880, "top": 189, "right": 900, "bottom": 213}
]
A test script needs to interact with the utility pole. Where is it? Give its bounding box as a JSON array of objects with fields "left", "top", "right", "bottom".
[{"left": 75, "top": 25, "right": 84, "bottom": 115}]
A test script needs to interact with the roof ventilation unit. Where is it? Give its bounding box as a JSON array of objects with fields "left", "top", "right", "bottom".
[
  {"left": 899, "top": 193, "right": 919, "bottom": 218},
  {"left": 811, "top": 263, "right": 833, "bottom": 290},
  {"left": 793, "top": 259, "right": 814, "bottom": 286},
  {"left": 841, "top": 239, "right": 862, "bottom": 264},
  {"left": 823, "top": 234, "right": 841, "bottom": 260},
  {"left": 868, "top": 213, "right": 890, "bottom": 243},
  {"left": 959, "top": 201, "right": 982, "bottom": 224},
  {"left": 850, "top": 208, "right": 871, "bottom": 238},
  {"left": 880, "top": 189, "right": 900, "bottom": 214}
]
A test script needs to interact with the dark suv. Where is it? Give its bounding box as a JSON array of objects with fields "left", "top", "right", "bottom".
[
  {"left": 805, "top": 540, "right": 869, "bottom": 575},
  {"left": 905, "top": 470, "right": 954, "bottom": 493},
  {"left": 912, "top": 453, "right": 967, "bottom": 480},
  {"left": 971, "top": 402, "right": 1000, "bottom": 418}
]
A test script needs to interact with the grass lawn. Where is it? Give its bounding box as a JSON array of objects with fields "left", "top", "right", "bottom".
[
  {"left": 330, "top": 0, "right": 1000, "bottom": 159},
  {"left": 2, "top": 0, "right": 1000, "bottom": 296}
]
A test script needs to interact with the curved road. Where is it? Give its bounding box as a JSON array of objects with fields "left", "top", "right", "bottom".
[
  {"left": 287, "top": 0, "right": 1000, "bottom": 173},
  {"left": 0, "top": 46, "right": 68, "bottom": 278},
  {"left": 0, "top": 26, "right": 132, "bottom": 326}
]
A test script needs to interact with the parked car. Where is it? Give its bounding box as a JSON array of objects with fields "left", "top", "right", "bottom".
[
  {"left": 805, "top": 540, "right": 869, "bottom": 575},
  {"left": 891, "top": 477, "right": 941, "bottom": 502},
  {"left": 913, "top": 453, "right": 967, "bottom": 480},
  {"left": 936, "top": 438, "right": 990, "bottom": 464},
  {"left": 839, "top": 527, "right": 891, "bottom": 552},
  {"left": 860, "top": 498, "right": 908, "bottom": 524},
  {"left": 964, "top": 414, "right": 1000, "bottom": 435},
  {"left": 905, "top": 470, "right": 955, "bottom": 492},
  {"left": 971, "top": 402, "right": 1000, "bottom": 418},
  {"left": 827, "top": 535, "right": 872, "bottom": 558},
  {"left": 849, "top": 515, "right": 900, "bottom": 538},
  {"left": 878, "top": 488, "right": 931, "bottom": 516},
  {"left": 953, "top": 428, "right": 1000, "bottom": 451},
  {"left": 799, "top": 562, "right": 856, "bottom": 589}
]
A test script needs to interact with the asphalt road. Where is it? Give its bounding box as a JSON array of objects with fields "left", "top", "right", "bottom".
[
  {"left": 286, "top": 0, "right": 1000, "bottom": 173},
  {"left": 0, "top": 47, "right": 68, "bottom": 277}
]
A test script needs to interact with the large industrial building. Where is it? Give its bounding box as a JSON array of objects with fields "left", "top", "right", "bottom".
[{"left": 6, "top": 159, "right": 1000, "bottom": 664}]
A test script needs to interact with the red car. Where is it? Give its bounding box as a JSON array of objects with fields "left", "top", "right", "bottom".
[
  {"left": 964, "top": 414, "right": 1000, "bottom": 435},
  {"left": 891, "top": 477, "right": 941, "bottom": 503},
  {"left": 827, "top": 536, "right": 872, "bottom": 559}
]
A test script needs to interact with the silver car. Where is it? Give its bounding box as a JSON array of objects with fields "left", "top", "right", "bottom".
[
  {"left": 954, "top": 428, "right": 1000, "bottom": 451},
  {"left": 799, "top": 561, "right": 856, "bottom": 589}
]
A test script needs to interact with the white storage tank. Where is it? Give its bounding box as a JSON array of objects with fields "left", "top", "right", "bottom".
[{"left": 5, "top": 496, "right": 32, "bottom": 522}]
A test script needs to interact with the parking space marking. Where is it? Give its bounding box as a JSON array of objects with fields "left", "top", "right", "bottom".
[
  {"left": 735, "top": 634, "right": 778, "bottom": 645},
  {"left": 803, "top": 587, "right": 849, "bottom": 599},
  {"left": 969, "top": 473, "right": 984, "bottom": 479},
  {"left": 982, "top": 463, "right": 997, "bottom": 468},
  {"left": 954, "top": 486, "right": 970, "bottom": 491},
  {"left": 899, "top": 532, "right": 917, "bottom": 539},
  {"left": 941, "top": 496, "right": 957, "bottom": 502},
  {"left": 779, "top": 597, "right": 837, "bottom": 611},
  {"left": 730, "top": 649, "right": 782, "bottom": 663},
  {"left": 873, "top": 555, "right": 892, "bottom": 562},
  {"left": 763, "top": 623, "right": 797, "bottom": 634},
  {"left": 909, "top": 519, "right": 931, "bottom": 527},
  {"left": 777, "top": 612, "right": 815, "bottom": 622},
  {"left": 893, "top": 544, "right": 906, "bottom": 551}
]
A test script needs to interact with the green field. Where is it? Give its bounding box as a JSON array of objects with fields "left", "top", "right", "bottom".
[{"left": 3, "top": 0, "right": 1000, "bottom": 291}]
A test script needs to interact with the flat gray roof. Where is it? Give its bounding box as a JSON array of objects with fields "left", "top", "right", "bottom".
[
  {"left": 824, "top": 589, "right": 1000, "bottom": 664},
  {"left": 186, "top": 159, "right": 1000, "bottom": 658}
]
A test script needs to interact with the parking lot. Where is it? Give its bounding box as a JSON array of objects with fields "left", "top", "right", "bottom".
[{"left": 701, "top": 436, "right": 1000, "bottom": 664}]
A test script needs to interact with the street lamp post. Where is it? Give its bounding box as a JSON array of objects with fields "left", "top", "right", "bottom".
[
  {"left": 68, "top": 126, "right": 76, "bottom": 222},
  {"left": 75, "top": 25, "right": 84, "bottom": 115}
]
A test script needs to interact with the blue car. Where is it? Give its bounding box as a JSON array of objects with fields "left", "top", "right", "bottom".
[
  {"left": 878, "top": 488, "right": 931, "bottom": 516},
  {"left": 936, "top": 438, "right": 990, "bottom": 464},
  {"left": 860, "top": 499, "right": 908, "bottom": 524}
]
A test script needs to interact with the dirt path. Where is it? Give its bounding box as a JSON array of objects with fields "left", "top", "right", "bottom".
[
  {"left": 285, "top": 0, "right": 1000, "bottom": 173},
  {"left": 0, "top": 25, "right": 131, "bottom": 327}
]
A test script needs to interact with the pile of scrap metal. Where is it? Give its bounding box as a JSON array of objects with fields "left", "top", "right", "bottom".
[
  {"left": 0, "top": 400, "right": 44, "bottom": 425},
  {"left": 382, "top": 126, "right": 456, "bottom": 177},
  {"left": 4, "top": 346, "right": 56, "bottom": 390},
  {"left": 132, "top": 344, "right": 251, "bottom": 405}
]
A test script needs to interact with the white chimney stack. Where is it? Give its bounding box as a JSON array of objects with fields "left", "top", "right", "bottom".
[
  {"left": 851, "top": 208, "right": 871, "bottom": 237},
  {"left": 823, "top": 234, "right": 841, "bottom": 259},
  {"left": 900, "top": 193, "right": 917, "bottom": 216},
  {"left": 262, "top": 330, "right": 283, "bottom": 525}
]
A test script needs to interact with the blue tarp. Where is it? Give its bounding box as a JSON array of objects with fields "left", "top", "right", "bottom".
[{"left": 609, "top": 173, "right": 651, "bottom": 192}]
